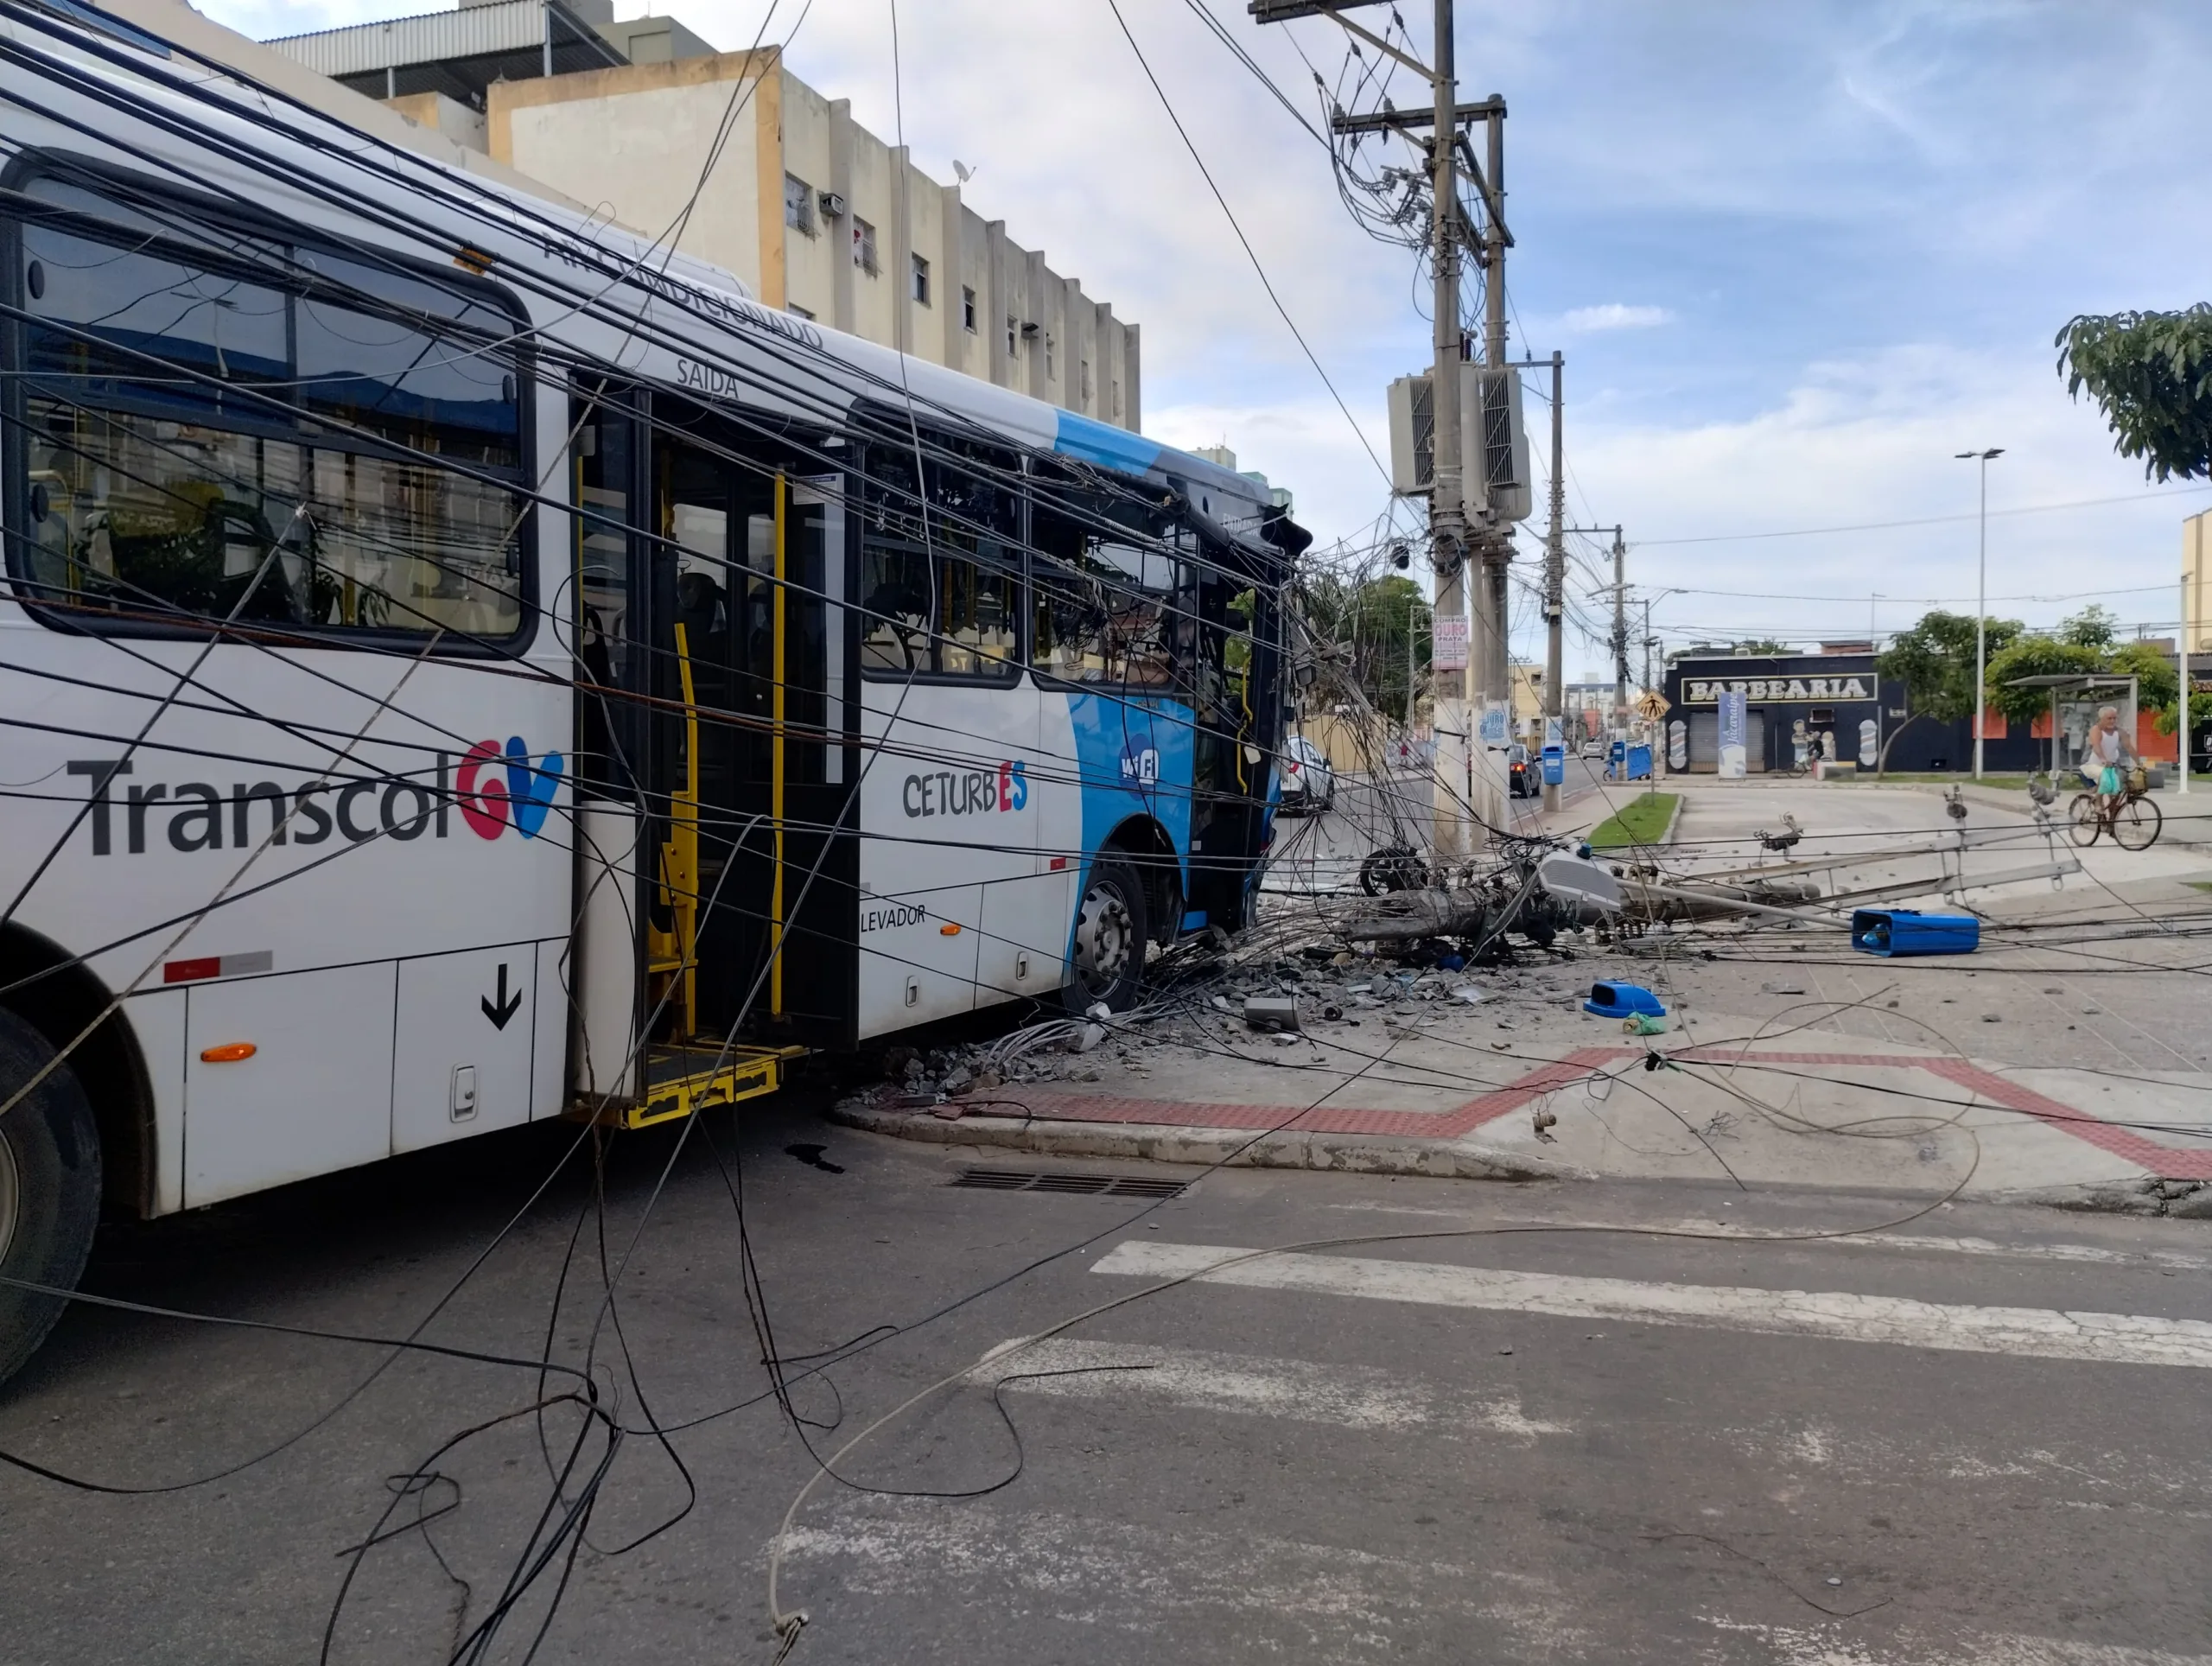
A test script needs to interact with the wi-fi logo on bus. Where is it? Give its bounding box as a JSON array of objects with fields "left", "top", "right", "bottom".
[{"left": 455, "top": 737, "right": 564, "bottom": 840}]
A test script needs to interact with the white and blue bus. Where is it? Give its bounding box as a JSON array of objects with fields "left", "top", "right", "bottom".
[{"left": 0, "top": 3, "right": 1304, "bottom": 1379}]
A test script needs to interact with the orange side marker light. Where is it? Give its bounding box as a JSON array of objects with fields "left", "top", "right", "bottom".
[{"left": 200, "top": 1042, "right": 257, "bottom": 1064}]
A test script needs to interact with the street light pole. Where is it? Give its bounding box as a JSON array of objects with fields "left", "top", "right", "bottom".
[{"left": 1956, "top": 448, "right": 2005, "bottom": 779}]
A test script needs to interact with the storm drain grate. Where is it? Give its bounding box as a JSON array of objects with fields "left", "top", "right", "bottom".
[{"left": 950, "top": 1167, "right": 1187, "bottom": 1200}]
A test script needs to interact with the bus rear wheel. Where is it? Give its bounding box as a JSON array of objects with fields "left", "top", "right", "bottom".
[
  {"left": 1067, "top": 855, "right": 1149, "bottom": 1014},
  {"left": 0, "top": 1008, "right": 102, "bottom": 1388}
]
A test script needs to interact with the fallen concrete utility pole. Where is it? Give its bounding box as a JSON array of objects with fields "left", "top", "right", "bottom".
[{"left": 1618, "top": 879, "right": 1849, "bottom": 928}]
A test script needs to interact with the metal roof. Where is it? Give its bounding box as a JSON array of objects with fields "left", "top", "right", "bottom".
[{"left": 264, "top": 1, "right": 623, "bottom": 97}]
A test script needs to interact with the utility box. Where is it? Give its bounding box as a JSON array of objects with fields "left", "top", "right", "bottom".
[
  {"left": 1385, "top": 366, "right": 1532, "bottom": 525},
  {"left": 1541, "top": 744, "right": 1564, "bottom": 785},
  {"left": 1851, "top": 909, "right": 1980, "bottom": 957}
]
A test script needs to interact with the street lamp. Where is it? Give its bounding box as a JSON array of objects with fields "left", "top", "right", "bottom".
[{"left": 1956, "top": 448, "right": 2005, "bottom": 779}]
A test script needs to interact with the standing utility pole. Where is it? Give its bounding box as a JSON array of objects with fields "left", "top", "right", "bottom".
[
  {"left": 1955, "top": 448, "right": 2004, "bottom": 779},
  {"left": 1541, "top": 351, "right": 1564, "bottom": 810},
  {"left": 1476, "top": 92, "right": 1512, "bottom": 725},
  {"left": 1264, "top": 0, "right": 1511, "bottom": 838},
  {"left": 1428, "top": 0, "right": 1470, "bottom": 848},
  {"left": 1640, "top": 597, "right": 1656, "bottom": 706},
  {"left": 2183, "top": 564, "right": 2193, "bottom": 798},
  {"left": 1611, "top": 526, "right": 1627, "bottom": 731}
]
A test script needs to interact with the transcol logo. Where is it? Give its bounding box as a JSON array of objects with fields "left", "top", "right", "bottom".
[
  {"left": 66, "top": 737, "right": 564, "bottom": 855},
  {"left": 455, "top": 737, "right": 566, "bottom": 839}
]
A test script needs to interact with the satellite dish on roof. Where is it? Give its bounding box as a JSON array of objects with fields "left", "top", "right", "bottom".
[{"left": 953, "top": 160, "right": 978, "bottom": 184}]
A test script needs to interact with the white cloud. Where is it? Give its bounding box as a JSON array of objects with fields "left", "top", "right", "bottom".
[{"left": 1562, "top": 303, "right": 1675, "bottom": 334}]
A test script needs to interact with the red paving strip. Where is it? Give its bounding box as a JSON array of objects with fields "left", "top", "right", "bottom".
[
  {"left": 1655, "top": 1045, "right": 2212, "bottom": 1181},
  {"left": 1919, "top": 1057, "right": 2212, "bottom": 1181},
  {"left": 1010, "top": 1048, "right": 1615, "bottom": 1142},
  {"left": 1002, "top": 1043, "right": 2212, "bottom": 1180}
]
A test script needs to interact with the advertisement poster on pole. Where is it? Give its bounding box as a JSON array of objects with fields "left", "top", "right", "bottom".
[
  {"left": 1432, "top": 614, "right": 1468, "bottom": 672},
  {"left": 1717, "top": 690, "right": 1748, "bottom": 779}
]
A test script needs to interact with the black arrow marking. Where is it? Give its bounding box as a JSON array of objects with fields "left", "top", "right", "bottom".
[{"left": 481, "top": 962, "right": 521, "bottom": 1030}]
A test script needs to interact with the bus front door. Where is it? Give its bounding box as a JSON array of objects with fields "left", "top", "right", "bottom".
[{"left": 652, "top": 437, "right": 853, "bottom": 1068}]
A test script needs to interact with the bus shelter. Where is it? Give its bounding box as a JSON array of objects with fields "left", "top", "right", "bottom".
[{"left": 2003, "top": 673, "right": 2138, "bottom": 780}]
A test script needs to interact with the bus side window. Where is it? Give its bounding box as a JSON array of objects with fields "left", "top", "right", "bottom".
[
  {"left": 13, "top": 174, "right": 529, "bottom": 645},
  {"left": 858, "top": 444, "right": 1020, "bottom": 680},
  {"left": 860, "top": 534, "right": 931, "bottom": 673}
]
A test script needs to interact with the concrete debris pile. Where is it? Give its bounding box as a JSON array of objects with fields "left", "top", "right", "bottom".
[{"left": 846, "top": 939, "right": 1611, "bottom": 1115}]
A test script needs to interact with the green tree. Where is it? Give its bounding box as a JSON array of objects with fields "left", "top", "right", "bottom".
[
  {"left": 1297, "top": 569, "right": 1429, "bottom": 723},
  {"left": 2058, "top": 603, "right": 2120, "bottom": 648},
  {"left": 1344, "top": 574, "right": 1429, "bottom": 723},
  {"left": 2108, "top": 639, "right": 2178, "bottom": 710},
  {"left": 1878, "top": 610, "right": 2022, "bottom": 722},
  {"left": 1732, "top": 637, "right": 1792, "bottom": 655},
  {"left": 1873, "top": 609, "right": 2023, "bottom": 771},
  {"left": 2056, "top": 306, "right": 2212, "bottom": 480},
  {"left": 1983, "top": 635, "right": 2106, "bottom": 725},
  {"left": 1980, "top": 634, "right": 2173, "bottom": 726}
]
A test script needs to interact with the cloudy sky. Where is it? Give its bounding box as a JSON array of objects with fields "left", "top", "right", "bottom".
[{"left": 204, "top": 0, "right": 2212, "bottom": 675}]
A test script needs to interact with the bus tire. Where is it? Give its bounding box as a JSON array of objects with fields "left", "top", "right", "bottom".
[
  {"left": 1066, "top": 855, "right": 1149, "bottom": 1014},
  {"left": 0, "top": 1008, "right": 102, "bottom": 1388}
]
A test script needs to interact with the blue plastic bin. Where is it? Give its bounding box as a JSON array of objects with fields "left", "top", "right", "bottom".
[
  {"left": 1541, "top": 745, "right": 1564, "bottom": 785},
  {"left": 1583, "top": 981, "right": 1668, "bottom": 1018},
  {"left": 1851, "top": 908, "right": 1980, "bottom": 957}
]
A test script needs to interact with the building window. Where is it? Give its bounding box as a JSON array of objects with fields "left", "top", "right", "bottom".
[
  {"left": 783, "top": 173, "right": 815, "bottom": 235},
  {"left": 962, "top": 286, "right": 977, "bottom": 332},
  {"left": 1081, "top": 359, "right": 1091, "bottom": 402},
  {"left": 1112, "top": 379, "right": 1122, "bottom": 419},
  {"left": 852, "top": 217, "right": 877, "bottom": 275},
  {"left": 1045, "top": 334, "right": 1054, "bottom": 378},
  {"left": 910, "top": 252, "right": 930, "bottom": 305},
  {"left": 1006, "top": 316, "right": 1018, "bottom": 358}
]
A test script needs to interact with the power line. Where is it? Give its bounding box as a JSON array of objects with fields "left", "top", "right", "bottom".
[
  {"left": 1105, "top": 0, "right": 1393, "bottom": 490},
  {"left": 1632, "top": 484, "right": 2212, "bottom": 548}
]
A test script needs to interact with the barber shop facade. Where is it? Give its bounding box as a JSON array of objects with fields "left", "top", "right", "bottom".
[{"left": 1660, "top": 650, "right": 2042, "bottom": 774}]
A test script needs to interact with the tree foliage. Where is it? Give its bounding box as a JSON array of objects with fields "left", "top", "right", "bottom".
[
  {"left": 2057, "top": 603, "right": 2120, "bottom": 649},
  {"left": 1983, "top": 636, "right": 2106, "bottom": 724},
  {"left": 2109, "top": 639, "right": 2179, "bottom": 711},
  {"left": 2056, "top": 305, "right": 2212, "bottom": 481},
  {"left": 1297, "top": 570, "right": 1429, "bottom": 723},
  {"left": 1979, "top": 633, "right": 2175, "bottom": 724},
  {"left": 1877, "top": 609, "right": 2021, "bottom": 722}
]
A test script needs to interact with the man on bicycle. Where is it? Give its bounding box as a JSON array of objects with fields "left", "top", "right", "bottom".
[{"left": 2080, "top": 704, "right": 2139, "bottom": 804}]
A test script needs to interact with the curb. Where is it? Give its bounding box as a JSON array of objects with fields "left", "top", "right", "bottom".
[
  {"left": 826, "top": 1098, "right": 1595, "bottom": 1184},
  {"left": 1994, "top": 1180, "right": 2212, "bottom": 1220}
]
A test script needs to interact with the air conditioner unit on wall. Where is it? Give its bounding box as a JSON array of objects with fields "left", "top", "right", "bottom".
[
  {"left": 817, "top": 189, "right": 847, "bottom": 219},
  {"left": 1383, "top": 366, "right": 1532, "bottom": 525}
]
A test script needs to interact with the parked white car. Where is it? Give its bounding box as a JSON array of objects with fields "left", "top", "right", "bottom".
[{"left": 1279, "top": 735, "right": 1337, "bottom": 813}]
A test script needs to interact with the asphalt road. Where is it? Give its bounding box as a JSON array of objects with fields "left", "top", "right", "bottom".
[{"left": 5, "top": 1096, "right": 2210, "bottom": 1664}]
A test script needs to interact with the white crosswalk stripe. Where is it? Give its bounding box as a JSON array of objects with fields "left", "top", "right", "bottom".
[
  {"left": 1091, "top": 1241, "right": 2212, "bottom": 1370},
  {"left": 1319, "top": 1204, "right": 2212, "bottom": 1272},
  {"left": 974, "top": 1336, "right": 1570, "bottom": 1436}
]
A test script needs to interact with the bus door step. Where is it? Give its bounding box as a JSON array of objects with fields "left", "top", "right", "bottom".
[{"left": 571, "top": 1043, "right": 804, "bottom": 1130}]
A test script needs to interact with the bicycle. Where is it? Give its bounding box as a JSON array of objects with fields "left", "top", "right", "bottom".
[{"left": 2068, "top": 767, "right": 2162, "bottom": 850}]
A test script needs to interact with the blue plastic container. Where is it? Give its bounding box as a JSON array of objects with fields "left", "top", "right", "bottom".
[
  {"left": 1851, "top": 908, "right": 1980, "bottom": 957},
  {"left": 1583, "top": 981, "right": 1668, "bottom": 1019},
  {"left": 1541, "top": 745, "right": 1564, "bottom": 785}
]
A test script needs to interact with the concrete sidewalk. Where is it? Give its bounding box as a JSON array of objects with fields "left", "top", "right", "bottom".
[{"left": 830, "top": 946, "right": 2212, "bottom": 1217}]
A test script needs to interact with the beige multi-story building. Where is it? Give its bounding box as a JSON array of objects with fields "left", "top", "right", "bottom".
[
  {"left": 2185, "top": 510, "right": 2212, "bottom": 655},
  {"left": 263, "top": 0, "right": 1140, "bottom": 429}
]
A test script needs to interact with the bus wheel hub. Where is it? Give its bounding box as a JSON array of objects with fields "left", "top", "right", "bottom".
[{"left": 1076, "top": 886, "right": 1132, "bottom": 984}]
